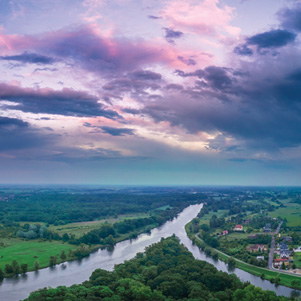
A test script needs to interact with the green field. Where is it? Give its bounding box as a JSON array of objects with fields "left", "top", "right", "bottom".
[
  {"left": 225, "top": 232, "right": 250, "bottom": 240},
  {"left": 269, "top": 203, "right": 301, "bottom": 227},
  {"left": 198, "top": 209, "right": 228, "bottom": 226},
  {"left": 293, "top": 252, "right": 301, "bottom": 269},
  {"left": 49, "top": 213, "right": 151, "bottom": 237},
  {"left": 0, "top": 238, "right": 76, "bottom": 272},
  {"left": 155, "top": 205, "right": 173, "bottom": 211}
]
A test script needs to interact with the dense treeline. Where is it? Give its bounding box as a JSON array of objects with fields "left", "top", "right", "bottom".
[
  {"left": 74, "top": 208, "right": 183, "bottom": 246},
  {"left": 25, "top": 236, "right": 290, "bottom": 301},
  {"left": 0, "top": 192, "right": 203, "bottom": 225}
]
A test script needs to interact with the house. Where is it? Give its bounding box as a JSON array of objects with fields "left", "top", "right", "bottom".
[
  {"left": 233, "top": 224, "right": 244, "bottom": 232},
  {"left": 222, "top": 230, "right": 228, "bottom": 236},
  {"left": 247, "top": 244, "right": 268, "bottom": 252},
  {"left": 274, "top": 258, "right": 290, "bottom": 268},
  {"left": 294, "top": 246, "right": 301, "bottom": 252},
  {"left": 263, "top": 223, "right": 271, "bottom": 233},
  {"left": 257, "top": 256, "right": 265, "bottom": 261},
  {"left": 280, "top": 249, "right": 291, "bottom": 259},
  {"left": 283, "top": 236, "right": 292, "bottom": 243},
  {"left": 280, "top": 242, "right": 288, "bottom": 251}
]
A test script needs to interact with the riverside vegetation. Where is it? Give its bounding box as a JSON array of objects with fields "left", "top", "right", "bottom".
[
  {"left": 0, "top": 186, "right": 205, "bottom": 278},
  {"left": 25, "top": 236, "right": 291, "bottom": 301}
]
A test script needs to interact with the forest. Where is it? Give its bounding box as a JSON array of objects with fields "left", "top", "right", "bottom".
[{"left": 25, "top": 236, "right": 290, "bottom": 301}]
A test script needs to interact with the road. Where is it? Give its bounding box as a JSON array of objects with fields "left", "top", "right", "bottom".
[{"left": 268, "top": 221, "right": 283, "bottom": 270}]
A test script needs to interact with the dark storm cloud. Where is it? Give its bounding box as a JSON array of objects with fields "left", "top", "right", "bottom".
[
  {"left": 0, "top": 116, "right": 52, "bottom": 151},
  {"left": 0, "top": 52, "right": 56, "bottom": 64},
  {"left": 286, "top": 68, "right": 301, "bottom": 81},
  {"left": 234, "top": 29, "right": 297, "bottom": 56},
  {"left": 246, "top": 29, "right": 296, "bottom": 49},
  {"left": 141, "top": 49, "right": 301, "bottom": 151},
  {"left": 164, "top": 27, "right": 184, "bottom": 44},
  {"left": 100, "top": 126, "right": 135, "bottom": 136},
  {"left": 278, "top": 4, "right": 301, "bottom": 32},
  {"left": 0, "top": 83, "right": 120, "bottom": 118}
]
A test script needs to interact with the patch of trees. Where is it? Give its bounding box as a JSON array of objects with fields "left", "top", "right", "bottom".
[
  {"left": 4, "top": 260, "right": 28, "bottom": 276},
  {"left": 247, "top": 234, "right": 271, "bottom": 244},
  {"left": 202, "top": 232, "right": 219, "bottom": 248},
  {"left": 25, "top": 236, "right": 289, "bottom": 301},
  {"left": 71, "top": 209, "right": 184, "bottom": 246},
  {"left": 209, "top": 215, "right": 225, "bottom": 229}
]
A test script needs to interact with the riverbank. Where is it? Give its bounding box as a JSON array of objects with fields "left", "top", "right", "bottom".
[
  {"left": 0, "top": 204, "right": 204, "bottom": 300},
  {"left": 185, "top": 221, "right": 301, "bottom": 291},
  {"left": 0, "top": 221, "right": 157, "bottom": 278}
]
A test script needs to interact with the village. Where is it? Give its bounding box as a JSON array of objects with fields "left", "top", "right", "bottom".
[{"left": 217, "top": 220, "right": 301, "bottom": 275}]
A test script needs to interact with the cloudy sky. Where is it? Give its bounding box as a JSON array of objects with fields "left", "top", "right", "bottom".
[{"left": 0, "top": 0, "right": 301, "bottom": 185}]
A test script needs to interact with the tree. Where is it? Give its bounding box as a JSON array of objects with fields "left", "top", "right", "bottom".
[
  {"left": 281, "top": 262, "right": 286, "bottom": 270},
  {"left": 60, "top": 250, "right": 67, "bottom": 261},
  {"left": 0, "top": 268, "right": 4, "bottom": 281},
  {"left": 11, "top": 260, "right": 20, "bottom": 275},
  {"left": 5, "top": 264, "right": 13, "bottom": 274},
  {"left": 34, "top": 260, "right": 39, "bottom": 271},
  {"left": 62, "top": 233, "right": 70, "bottom": 242},
  {"left": 49, "top": 256, "right": 57, "bottom": 267},
  {"left": 21, "top": 263, "right": 28, "bottom": 274},
  {"left": 105, "top": 235, "right": 115, "bottom": 246},
  {"left": 228, "top": 257, "right": 236, "bottom": 268}
]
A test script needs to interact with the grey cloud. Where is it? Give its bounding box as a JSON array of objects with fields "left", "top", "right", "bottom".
[
  {"left": 164, "top": 28, "right": 184, "bottom": 44},
  {"left": 148, "top": 15, "right": 161, "bottom": 19},
  {"left": 0, "top": 52, "right": 56, "bottom": 65},
  {"left": 278, "top": 4, "right": 301, "bottom": 32},
  {"left": 234, "top": 44, "right": 253, "bottom": 56},
  {"left": 83, "top": 123, "right": 135, "bottom": 136},
  {"left": 175, "top": 66, "right": 233, "bottom": 90},
  {"left": 100, "top": 126, "right": 135, "bottom": 136},
  {"left": 246, "top": 29, "right": 296, "bottom": 49},
  {"left": 0, "top": 116, "right": 53, "bottom": 151},
  {"left": 0, "top": 83, "right": 120, "bottom": 118},
  {"left": 177, "top": 56, "right": 196, "bottom": 66},
  {"left": 129, "top": 70, "right": 162, "bottom": 80}
]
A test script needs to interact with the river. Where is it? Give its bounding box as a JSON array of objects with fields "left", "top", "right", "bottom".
[{"left": 0, "top": 204, "right": 299, "bottom": 300}]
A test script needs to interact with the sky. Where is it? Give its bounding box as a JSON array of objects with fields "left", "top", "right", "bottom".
[{"left": 0, "top": 0, "right": 301, "bottom": 186}]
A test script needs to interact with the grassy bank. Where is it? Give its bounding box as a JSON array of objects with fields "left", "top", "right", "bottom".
[
  {"left": 0, "top": 220, "right": 157, "bottom": 277},
  {"left": 185, "top": 221, "right": 301, "bottom": 290},
  {"left": 0, "top": 238, "right": 76, "bottom": 272}
]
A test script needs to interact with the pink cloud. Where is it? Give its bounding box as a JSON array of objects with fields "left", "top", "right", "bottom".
[
  {"left": 0, "top": 24, "right": 211, "bottom": 72},
  {"left": 161, "top": 0, "right": 240, "bottom": 37}
]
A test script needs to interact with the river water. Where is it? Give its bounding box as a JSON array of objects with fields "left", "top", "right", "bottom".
[{"left": 0, "top": 204, "right": 299, "bottom": 300}]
